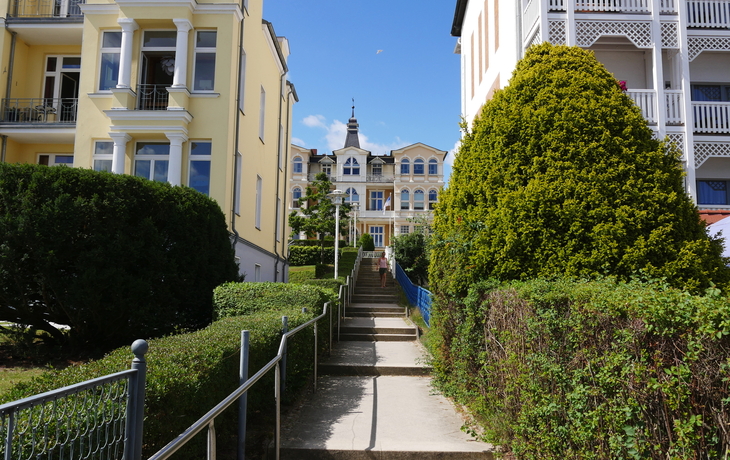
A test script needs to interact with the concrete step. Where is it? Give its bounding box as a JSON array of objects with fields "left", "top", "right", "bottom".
[
  {"left": 338, "top": 333, "right": 416, "bottom": 342},
  {"left": 353, "top": 295, "right": 399, "bottom": 304},
  {"left": 347, "top": 305, "right": 405, "bottom": 317}
]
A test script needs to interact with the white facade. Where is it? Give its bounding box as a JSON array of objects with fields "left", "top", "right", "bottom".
[{"left": 452, "top": 0, "right": 730, "bottom": 208}]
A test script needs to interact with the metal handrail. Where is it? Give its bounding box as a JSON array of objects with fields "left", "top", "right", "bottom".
[{"left": 148, "top": 301, "right": 333, "bottom": 460}]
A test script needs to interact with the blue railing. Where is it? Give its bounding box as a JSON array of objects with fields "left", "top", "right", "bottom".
[{"left": 394, "top": 261, "right": 431, "bottom": 327}]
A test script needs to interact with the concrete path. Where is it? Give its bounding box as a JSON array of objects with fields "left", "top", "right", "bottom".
[{"left": 280, "top": 316, "right": 496, "bottom": 459}]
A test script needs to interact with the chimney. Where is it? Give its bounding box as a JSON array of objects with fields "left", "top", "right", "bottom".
[{"left": 311, "top": 149, "right": 318, "bottom": 155}]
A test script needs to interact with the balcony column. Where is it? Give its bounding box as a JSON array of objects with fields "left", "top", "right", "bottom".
[
  {"left": 166, "top": 133, "right": 188, "bottom": 186},
  {"left": 110, "top": 133, "right": 132, "bottom": 175},
  {"left": 172, "top": 19, "right": 193, "bottom": 88},
  {"left": 565, "top": 0, "right": 576, "bottom": 46},
  {"left": 117, "top": 19, "right": 138, "bottom": 89},
  {"left": 650, "top": 0, "right": 666, "bottom": 137},
  {"left": 677, "top": 0, "right": 697, "bottom": 202}
]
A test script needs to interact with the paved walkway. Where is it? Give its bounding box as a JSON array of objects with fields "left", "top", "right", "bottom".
[{"left": 280, "top": 260, "right": 496, "bottom": 459}]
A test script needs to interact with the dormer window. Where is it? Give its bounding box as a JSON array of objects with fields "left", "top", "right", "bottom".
[
  {"left": 344, "top": 158, "right": 360, "bottom": 175},
  {"left": 372, "top": 163, "right": 382, "bottom": 176}
]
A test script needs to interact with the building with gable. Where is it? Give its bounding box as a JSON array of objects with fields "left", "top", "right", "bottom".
[
  {"left": 452, "top": 0, "right": 730, "bottom": 208},
  {"left": 288, "top": 110, "right": 447, "bottom": 248},
  {"left": 0, "top": 0, "right": 296, "bottom": 281}
]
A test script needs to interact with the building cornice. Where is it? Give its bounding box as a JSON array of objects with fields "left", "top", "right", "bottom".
[
  {"left": 104, "top": 110, "right": 193, "bottom": 123},
  {"left": 451, "top": 0, "right": 468, "bottom": 37}
]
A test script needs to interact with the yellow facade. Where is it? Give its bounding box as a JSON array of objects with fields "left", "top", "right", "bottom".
[{"left": 0, "top": 0, "right": 295, "bottom": 281}]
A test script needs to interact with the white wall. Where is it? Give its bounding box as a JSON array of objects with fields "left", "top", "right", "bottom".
[
  {"left": 690, "top": 52, "right": 730, "bottom": 83},
  {"left": 593, "top": 50, "right": 649, "bottom": 89}
]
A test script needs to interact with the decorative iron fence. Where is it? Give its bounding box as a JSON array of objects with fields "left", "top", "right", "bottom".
[
  {"left": 1, "top": 98, "right": 78, "bottom": 123},
  {"left": 0, "top": 340, "right": 147, "bottom": 460},
  {"left": 8, "top": 0, "right": 84, "bottom": 18},
  {"left": 136, "top": 84, "right": 170, "bottom": 111},
  {"left": 394, "top": 261, "right": 431, "bottom": 327}
]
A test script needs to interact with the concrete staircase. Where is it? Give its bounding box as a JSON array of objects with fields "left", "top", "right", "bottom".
[{"left": 280, "top": 258, "right": 496, "bottom": 459}]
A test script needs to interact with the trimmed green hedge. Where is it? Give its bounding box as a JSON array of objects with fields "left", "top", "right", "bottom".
[
  {"left": 1, "top": 282, "right": 337, "bottom": 458},
  {"left": 0, "top": 163, "right": 239, "bottom": 349},
  {"left": 289, "top": 246, "right": 336, "bottom": 266},
  {"left": 289, "top": 239, "right": 346, "bottom": 247},
  {"left": 212, "top": 282, "right": 333, "bottom": 319},
  {"left": 301, "top": 279, "right": 345, "bottom": 294},
  {"left": 430, "top": 277, "right": 730, "bottom": 458}
]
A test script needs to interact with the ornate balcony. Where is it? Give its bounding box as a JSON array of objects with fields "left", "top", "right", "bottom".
[
  {"left": 136, "top": 84, "right": 170, "bottom": 111},
  {"left": 8, "top": 0, "right": 84, "bottom": 18},
  {"left": 687, "top": 1, "right": 730, "bottom": 29},
  {"left": 693, "top": 102, "right": 730, "bottom": 133},
  {"left": 1, "top": 98, "right": 77, "bottom": 123}
]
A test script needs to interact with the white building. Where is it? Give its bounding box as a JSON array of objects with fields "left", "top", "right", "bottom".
[{"left": 452, "top": 0, "right": 730, "bottom": 208}]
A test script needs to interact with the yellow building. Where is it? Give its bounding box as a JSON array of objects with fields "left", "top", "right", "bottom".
[
  {"left": 0, "top": 0, "right": 296, "bottom": 282},
  {"left": 289, "top": 110, "right": 447, "bottom": 249}
]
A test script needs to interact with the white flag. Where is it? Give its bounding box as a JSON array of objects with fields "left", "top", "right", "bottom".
[{"left": 383, "top": 195, "right": 391, "bottom": 214}]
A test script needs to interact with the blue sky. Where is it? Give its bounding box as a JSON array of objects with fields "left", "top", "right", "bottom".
[{"left": 263, "top": 1, "right": 462, "bottom": 180}]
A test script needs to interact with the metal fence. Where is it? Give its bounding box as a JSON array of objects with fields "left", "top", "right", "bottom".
[
  {"left": 394, "top": 261, "right": 432, "bottom": 327},
  {"left": 8, "top": 0, "right": 84, "bottom": 18},
  {"left": 136, "top": 84, "right": 170, "bottom": 111},
  {"left": 0, "top": 340, "right": 148, "bottom": 460},
  {"left": 2, "top": 98, "right": 78, "bottom": 123}
]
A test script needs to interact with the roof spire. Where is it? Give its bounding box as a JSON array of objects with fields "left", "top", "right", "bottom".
[{"left": 344, "top": 100, "right": 361, "bottom": 149}]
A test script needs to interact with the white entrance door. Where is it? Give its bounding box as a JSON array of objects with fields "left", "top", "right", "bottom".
[{"left": 370, "top": 226, "right": 384, "bottom": 247}]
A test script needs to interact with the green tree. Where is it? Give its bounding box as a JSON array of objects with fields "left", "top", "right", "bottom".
[
  {"left": 0, "top": 163, "right": 239, "bottom": 350},
  {"left": 431, "top": 43, "right": 730, "bottom": 297},
  {"left": 392, "top": 218, "right": 431, "bottom": 286},
  {"left": 289, "top": 172, "right": 350, "bottom": 264}
]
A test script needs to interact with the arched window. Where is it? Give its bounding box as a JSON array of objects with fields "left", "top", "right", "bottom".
[
  {"left": 428, "top": 158, "right": 438, "bottom": 175},
  {"left": 428, "top": 189, "right": 438, "bottom": 210},
  {"left": 293, "top": 157, "right": 302, "bottom": 173},
  {"left": 344, "top": 157, "right": 360, "bottom": 175},
  {"left": 414, "top": 189, "right": 425, "bottom": 210},
  {"left": 292, "top": 187, "right": 302, "bottom": 208},
  {"left": 400, "top": 189, "right": 410, "bottom": 210},
  {"left": 346, "top": 187, "right": 359, "bottom": 204},
  {"left": 414, "top": 158, "right": 424, "bottom": 175},
  {"left": 400, "top": 158, "right": 410, "bottom": 175}
]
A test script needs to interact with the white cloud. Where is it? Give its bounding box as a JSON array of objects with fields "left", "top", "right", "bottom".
[
  {"left": 300, "top": 114, "right": 409, "bottom": 156},
  {"left": 444, "top": 139, "right": 461, "bottom": 168},
  {"left": 291, "top": 137, "right": 306, "bottom": 147}
]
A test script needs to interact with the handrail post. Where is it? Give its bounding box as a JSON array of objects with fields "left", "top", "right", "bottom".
[
  {"left": 314, "top": 319, "right": 319, "bottom": 392},
  {"left": 275, "top": 361, "right": 282, "bottom": 460},
  {"left": 207, "top": 420, "right": 216, "bottom": 460},
  {"left": 281, "top": 316, "right": 288, "bottom": 396},
  {"left": 128, "top": 339, "right": 148, "bottom": 460},
  {"left": 237, "top": 331, "right": 249, "bottom": 460}
]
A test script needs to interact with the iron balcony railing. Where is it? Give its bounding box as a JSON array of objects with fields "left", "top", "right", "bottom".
[
  {"left": 1, "top": 98, "right": 78, "bottom": 123},
  {"left": 137, "top": 84, "right": 170, "bottom": 111},
  {"left": 8, "top": 0, "right": 84, "bottom": 18},
  {"left": 0, "top": 340, "right": 147, "bottom": 460}
]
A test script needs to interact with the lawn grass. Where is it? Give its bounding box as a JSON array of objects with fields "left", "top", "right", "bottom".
[{"left": 0, "top": 367, "right": 46, "bottom": 395}]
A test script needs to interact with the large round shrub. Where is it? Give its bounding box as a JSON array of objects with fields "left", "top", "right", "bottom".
[
  {"left": 0, "top": 163, "right": 239, "bottom": 349},
  {"left": 431, "top": 43, "right": 729, "bottom": 297}
]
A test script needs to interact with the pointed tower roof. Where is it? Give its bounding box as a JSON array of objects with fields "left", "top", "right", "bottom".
[{"left": 344, "top": 101, "right": 361, "bottom": 149}]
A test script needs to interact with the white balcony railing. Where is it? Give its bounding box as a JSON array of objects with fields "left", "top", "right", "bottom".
[
  {"left": 524, "top": 0, "right": 540, "bottom": 39},
  {"left": 549, "top": 0, "right": 674, "bottom": 13},
  {"left": 693, "top": 102, "right": 730, "bottom": 133},
  {"left": 687, "top": 1, "right": 730, "bottom": 29},
  {"left": 627, "top": 89, "right": 657, "bottom": 124},
  {"left": 665, "top": 90, "right": 684, "bottom": 125}
]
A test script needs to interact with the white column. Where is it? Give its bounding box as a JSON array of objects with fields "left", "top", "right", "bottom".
[
  {"left": 110, "top": 133, "right": 132, "bottom": 175},
  {"left": 166, "top": 133, "right": 188, "bottom": 186},
  {"left": 566, "top": 0, "right": 576, "bottom": 46},
  {"left": 172, "top": 19, "right": 193, "bottom": 88},
  {"left": 651, "top": 0, "right": 666, "bottom": 138},
  {"left": 677, "top": 0, "right": 697, "bottom": 202},
  {"left": 117, "top": 19, "right": 138, "bottom": 89}
]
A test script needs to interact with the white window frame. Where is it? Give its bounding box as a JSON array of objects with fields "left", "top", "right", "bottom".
[
  {"left": 370, "top": 226, "right": 384, "bottom": 247},
  {"left": 414, "top": 158, "right": 425, "bottom": 175},
  {"left": 293, "top": 157, "right": 303, "bottom": 173},
  {"left": 38, "top": 153, "right": 74, "bottom": 166},
  {"left": 413, "top": 189, "right": 425, "bottom": 210},
  {"left": 93, "top": 141, "right": 113, "bottom": 172},
  {"left": 344, "top": 157, "right": 360, "bottom": 175},
  {"left": 193, "top": 30, "right": 216, "bottom": 92},
  {"left": 134, "top": 142, "right": 170, "bottom": 183},
  {"left": 370, "top": 190, "right": 383, "bottom": 211},
  {"left": 428, "top": 158, "right": 438, "bottom": 175},
  {"left": 429, "top": 189, "right": 438, "bottom": 210},
  {"left": 345, "top": 187, "right": 359, "bottom": 204},
  {"left": 255, "top": 264, "right": 261, "bottom": 282},
  {"left": 400, "top": 158, "right": 410, "bottom": 174},
  {"left": 400, "top": 225, "right": 410, "bottom": 235},
  {"left": 188, "top": 141, "right": 212, "bottom": 195},
  {"left": 255, "top": 175, "right": 262, "bottom": 229},
  {"left": 400, "top": 189, "right": 410, "bottom": 210},
  {"left": 99, "top": 30, "right": 122, "bottom": 91},
  {"left": 292, "top": 187, "right": 302, "bottom": 208}
]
